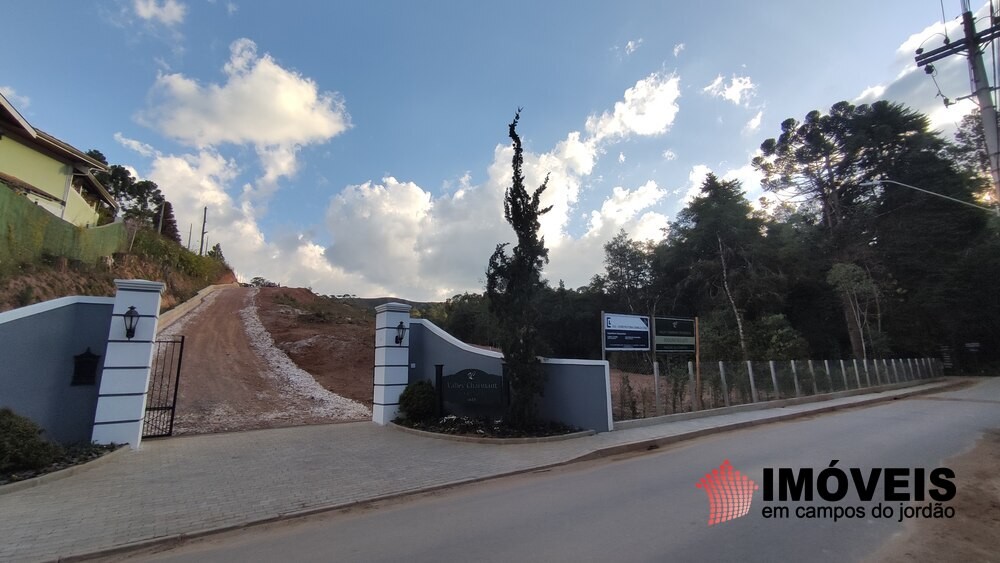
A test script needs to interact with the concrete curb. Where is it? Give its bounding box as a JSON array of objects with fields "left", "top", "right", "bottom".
[
  {"left": 157, "top": 283, "right": 237, "bottom": 333},
  {"left": 0, "top": 445, "right": 129, "bottom": 497},
  {"left": 576, "top": 378, "right": 965, "bottom": 461},
  {"left": 614, "top": 378, "right": 940, "bottom": 430},
  {"left": 388, "top": 422, "right": 595, "bottom": 444},
  {"left": 57, "top": 378, "right": 964, "bottom": 562}
]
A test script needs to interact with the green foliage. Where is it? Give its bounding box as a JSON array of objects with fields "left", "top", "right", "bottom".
[
  {"left": 398, "top": 380, "right": 438, "bottom": 422},
  {"left": 250, "top": 276, "right": 278, "bottom": 287},
  {"left": 432, "top": 293, "right": 501, "bottom": 348},
  {"left": 207, "top": 243, "right": 225, "bottom": 262},
  {"left": 0, "top": 408, "right": 63, "bottom": 472},
  {"left": 159, "top": 201, "right": 182, "bottom": 244},
  {"left": 946, "top": 109, "right": 996, "bottom": 192},
  {"left": 485, "top": 111, "right": 553, "bottom": 426},
  {"left": 88, "top": 152, "right": 166, "bottom": 225},
  {"left": 750, "top": 315, "right": 810, "bottom": 360},
  {"left": 603, "top": 229, "right": 655, "bottom": 313},
  {"left": 130, "top": 228, "right": 229, "bottom": 282}
]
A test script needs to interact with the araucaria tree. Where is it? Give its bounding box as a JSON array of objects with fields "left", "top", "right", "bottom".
[{"left": 486, "top": 111, "right": 553, "bottom": 426}]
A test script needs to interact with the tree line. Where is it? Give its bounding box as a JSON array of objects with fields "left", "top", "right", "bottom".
[{"left": 428, "top": 101, "right": 1000, "bottom": 371}]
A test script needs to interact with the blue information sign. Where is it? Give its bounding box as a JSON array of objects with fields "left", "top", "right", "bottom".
[{"left": 603, "top": 313, "right": 650, "bottom": 351}]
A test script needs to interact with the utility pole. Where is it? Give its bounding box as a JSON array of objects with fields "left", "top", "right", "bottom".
[
  {"left": 157, "top": 202, "right": 165, "bottom": 234},
  {"left": 915, "top": 0, "right": 1000, "bottom": 203},
  {"left": 187, "top": 224, "right": 193, "bottom": 250},
  {"left": 198, "top": 206, "right": 207, "bottom": 256}
]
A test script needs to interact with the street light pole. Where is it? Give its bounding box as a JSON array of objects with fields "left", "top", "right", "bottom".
[{"left": 860, "top": 180, "right": 999, "bottom": 216}]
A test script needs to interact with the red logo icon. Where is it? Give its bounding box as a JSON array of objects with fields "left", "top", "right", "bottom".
[{"left": 696, "top": 459, "right": 759, "bottom": 525}]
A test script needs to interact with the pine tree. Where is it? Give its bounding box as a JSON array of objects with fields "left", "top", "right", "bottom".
[{"left": 159, "top": 201, "right": 182, "bottom": 244}]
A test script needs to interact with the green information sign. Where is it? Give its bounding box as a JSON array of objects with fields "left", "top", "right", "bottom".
[{"left": 655, "top": 316, "right": 695, "bottom": 353}]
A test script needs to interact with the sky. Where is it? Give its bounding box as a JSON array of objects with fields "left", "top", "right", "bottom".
[{"left": 0, "top": 1, "right": 991, "bottom": 300}]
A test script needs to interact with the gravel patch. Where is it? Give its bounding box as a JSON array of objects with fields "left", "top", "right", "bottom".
[{"left": 240, "top": 289, "right": 371, "bottom": 419}]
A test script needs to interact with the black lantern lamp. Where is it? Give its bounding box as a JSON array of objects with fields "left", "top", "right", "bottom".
[
  {"left": 394, "top": 321, "right": 408, "bottom": 345},
  {"left": 123, "top": 306, "right": 140, "bottom": 340}
]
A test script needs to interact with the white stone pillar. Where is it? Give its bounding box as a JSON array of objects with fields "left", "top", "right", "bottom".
[
  {"left": 373, "top": 302, "right": 411, "bottom": 425},
  {"left": 92, "top": 279, "right": 165, "bottom": 448}
]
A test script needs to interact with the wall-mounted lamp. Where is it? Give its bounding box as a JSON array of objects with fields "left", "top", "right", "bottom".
[
  {"left": 394, "top": 321, "right": 408, "bottom": 345},
  {"left": 123, "top": 306, "right": 140, "bottom": 340}
]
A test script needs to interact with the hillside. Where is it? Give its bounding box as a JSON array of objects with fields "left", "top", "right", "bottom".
[{"left": 0, "top": 230, "right": 235, "bottom": 313}]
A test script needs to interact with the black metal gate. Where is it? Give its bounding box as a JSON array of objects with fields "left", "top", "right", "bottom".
[{"left": 142, "top": 335, "right": 185, "bottom": 438}]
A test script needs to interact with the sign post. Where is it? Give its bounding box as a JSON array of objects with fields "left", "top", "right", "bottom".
[
  {"left": 602, "top": 313, "right": 651, "bottom": 352},
  {"left": 654, "top": 316, "right": 696, "bottom": 353}
]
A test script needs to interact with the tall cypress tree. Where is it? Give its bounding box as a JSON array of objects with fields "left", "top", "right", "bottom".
[
  {"left": 159, "top": 201, "right": 182, "bottom": 244},
  {"left": 485, "top": 111, "right": 552, "bottom": 426}
]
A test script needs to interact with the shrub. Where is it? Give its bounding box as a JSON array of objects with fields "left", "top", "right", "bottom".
[
  {"left": 0, "top": 408, "right": 63, "bottom": 472},
  {"left": 398, "top": 381, "right": 438, "bottom": 422}
]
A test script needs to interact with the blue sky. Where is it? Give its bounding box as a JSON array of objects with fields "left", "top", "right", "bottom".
[{"left": 0, "top": 1, "right": 986, "bottom": 299}]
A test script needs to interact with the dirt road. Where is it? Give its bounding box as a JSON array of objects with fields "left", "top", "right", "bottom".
[{"left": 161, "top": 286, "right": 370, "bottom": 435}]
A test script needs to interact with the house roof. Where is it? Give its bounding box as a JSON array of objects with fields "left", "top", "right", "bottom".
[
  {"left": 0, "top": 93, "right": 35, "bottom": 138},
  {"left": 0, "top": 91, "right": 115, "bottom": 209}
]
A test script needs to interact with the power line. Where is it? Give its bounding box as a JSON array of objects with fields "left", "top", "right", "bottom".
[{"left": 915, "top": 3, "right": 1000, "bottom": 204}]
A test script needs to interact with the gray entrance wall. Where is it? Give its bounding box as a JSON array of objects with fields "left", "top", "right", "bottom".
[
  {"left": 538, "top": 358, "right": 613, "bottom": 433},
  {"left": 406, "top": 319, "right": 613, "bottom": 433},
  {"left": 407, "top": 320, "right": 504, "bottom": 385},
  {"left": 0, "top": 297, "right": 113, "bottom": 444}
]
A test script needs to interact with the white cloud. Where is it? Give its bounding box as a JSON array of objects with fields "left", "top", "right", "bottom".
[
  {"left": 313, "top": 72, "right": 690, "bottom": 298},
  {"left": 140, "top": 38, "right": 350, "bottom": 198},
  {"left": 662, "top": 149, "right": 677, "bottom": 161},
  {"left": 585, "top": 72, "right": 682, "bottom": 141},
  {"left": 722, "top": 161, "right": 765, "bottom": 203},
  {"left": 670, "top": 161, "right": 764, "bottom": 211},
  {"left": 545, "top": 180, "right": 668, "bottom": 285},
  {"left": 114, "top": 132, "right": 157, "bottom": 157},
  {"left": 625, "top": 38, "right": 643, "bottom": 55},
  {"left": 255, "top": 144, "right": 300, "bottom": 187},
  {"left": 743, "top": 109, "right": 763, "bottom": 134},
  {"left": 618, "top": 152, "right": 626, "bottom": 164},
  {"left": 117, "top": 38, "right": 369, "bottom": 295},
  {"left": 139, "top": 147, "right": 374, "bottom": 292},
  {"left": 703, "top": 74, "right": 757, "bottom": 106},
  {"left": 587, "top": 181, "right": 666, "bottom": 233},
  {"left": 127, "top": 62, "right": 687, "bottom": 300},
  {"left": 325, "top": 177, "right": 433, "bottom": 288},
  {"left": 673, "top": 43, "right": 685, "bottom": 57},
  {"left": 226, "top": 1, "right": 238, "bottom": 15},
  {"left": 855, "top": 84, "right": 886, "bottom": 102},
  {"left": 313, "top": 126, "right": 603, "bottom": 299},
  {"left": 680, "top": 164, "right": 712, "bottom": 205},
  {"left": 852, "top": 4, "right": 993, "bottom": 136},
  {"left": 133, "top": 0, "right": 187, "bottom": 26},
  {"left": 142, "top": 39, "right": 350, "bottom": 150},
  {"left": 896, "top": 17, "right": 964, "bottom": 59},
  {"left": 0, "top": 86, "right": 29, "bottom": 109}
]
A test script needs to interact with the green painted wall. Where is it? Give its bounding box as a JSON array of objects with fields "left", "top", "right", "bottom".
[
  {"left": 63, "top": 187, "right": 100, "bottom": 227},
  {"left": 0, "top": 136, "right": 70, "bottom": 200},
  {"left": 0, "top": 182, "right": 124, "bottom": 266}
]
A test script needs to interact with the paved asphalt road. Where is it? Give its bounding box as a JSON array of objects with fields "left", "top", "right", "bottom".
[{"left": 137, "top": 379, "right": 1000, "bottom": 563}]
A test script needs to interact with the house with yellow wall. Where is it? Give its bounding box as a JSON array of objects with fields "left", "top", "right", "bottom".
[{"left": 0, "top": 91, "right": 117, "bottom": 227}]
